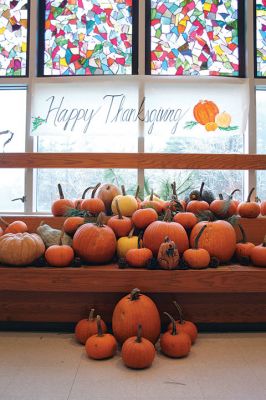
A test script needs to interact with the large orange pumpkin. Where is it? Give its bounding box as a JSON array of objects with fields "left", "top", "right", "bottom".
[
  {"left": 112, "top": 288, "right": 161, "bottom": 345},
  {"left": 193, "top": 100, "right": 219, "bottom": 125},
  {"left": 72, "top": 213, "right": 116, "bottom": 264},
  {"left": 190, "top": 220, "right": 236, "bottom": 263},
  {"left": 143, "top": 212, "right": 189, "bottom": 257}
]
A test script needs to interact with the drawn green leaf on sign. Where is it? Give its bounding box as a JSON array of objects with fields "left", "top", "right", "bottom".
[
  {"left": 184, "top": 121, "right": 198, "bottom": 129},
  {"left": 32, "top": 116, "right": 46, "bottom": 132}
]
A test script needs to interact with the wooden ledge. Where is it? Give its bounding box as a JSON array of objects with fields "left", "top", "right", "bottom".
[{"left": 0, "top": 264, "right": 265, "bottom": 294}]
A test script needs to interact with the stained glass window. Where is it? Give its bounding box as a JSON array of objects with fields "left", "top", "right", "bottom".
[
  {"left": 149, "top": 0, "right": 240, "bottom": 76},
  {"left": 256, "top": 0, "right": 266, "bottom": 77},
  {"left": 42, "top": 0, "right": 134, "bottom": 76},
  {"left": 0, "top": 0, "right": 28, "bottom": 77}
]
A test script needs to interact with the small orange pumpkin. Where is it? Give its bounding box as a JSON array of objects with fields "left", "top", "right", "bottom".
[
  {"left": 81, "top": 183, "right": 106, "bottom": 215},
  {"left": 0, "top": 217, "right": 28, "bottom": 234},
  {"left": 173, "top": 212, "right": 198, "bottom": 230},
  {"left": 237, "top": 188, "right": 261, "bottom": 218},
  {"left": 193, "top": 100, "right": 219, "bottom": 125},
  {"left": 132, "top": 207, "right": 158, "bottom": 230},
  {"left": 186, "top": 182, "right": 209, "bottom": 214},
  {"left": 167, "top": 301, "right": 198, "bottom": 344},
  {"left": 51, "top": 184, "right": 74, "bottom": 217},
  {"left": 85, "top": 315, "right": 117, "bottom": 360},
  {"left": 210, "top": 190, "right": 239, "bottom": 219},
  {"left": 63, "top": 216, "right": 85, "bottom": 236},
  {"left": 140, "top": 190, "right": 164, "bottom": 214},
  {"left": 183, "top": 225, "right": 210, "bottom": 269},
  {"left": 160, "top": 312, "right": 191, "bottom": 358},
  {"left": 107, "top": 199, "right": 133, "bottom": 238},
  {"left": 250, "top": 236, "right": 266, "bottom": 267},
  {"left": 44, "top": 232, "right": 74, "bottom": 267},
  {"left": 75, "top": 308, "right": 107, "bottom": 345},
  {"left": 121, "top": 324, "right": 156, "bottom": 369},
  {"left": 235, "top": 224, "right": 255, "bottom": 262},
  {"left": 125, "top": 237, "right": 153, "bottom": 268}
]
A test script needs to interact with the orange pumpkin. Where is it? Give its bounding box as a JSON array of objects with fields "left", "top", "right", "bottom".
[
  {"left": 121, "top": 324, "right": 156, "bottom": 369},
  {"left": 235, "top": 224, "right": 255, "bottom": 262},
  {"left": 167, "top": 302, "right": 198, "bottom": 344},
  {"left": 0, "top": 217, "right": 28, "bottom": 234},
  {"left": 44, "top": 232, "right": 74, "bottom": 267},
  {"left": 210, "top": 193, "right": 238, "bottom": 219},
  {"left": 72, "top": 213, "right": 116, "bottom": 264},
  {"left": 261, "top": 201, "right": 266, "bottom": 216},
  {"left": 107, "top": 199, "right": 133, "bottom": 237},
  {"left": 85, "top": 315, "right": 117, "bottom": 360},
  {"left": 193, "top": 100, "right": 219, "bottom": 125},
  {"left": 237, "top": 188, "right": 261, "bottom": 218},
  {"left": 140, "top": 190, "right": 164, "bottom": 214},
  {"left": 51, "top": 183, "right": 74, "bottom": 217},
  {"left": 81, "top": 183, "right": 106, "bottom": 215},
  {"left": 63, "top": 216, "right": 85, "bottom": 236},
  {"left": 173, "top": 212, "right": 198, "bottom": 230},
  {"left": 125, "top": 237, "right": 153, "bottom": 268},
  {"left": 132, "top": 208, "right": 158, "bottom": 230},
  {"left": 143, "top": 210, "right": 189, "bottom": 257},
  {"left": 75, "top": 308, "right": 107, "bottom": 345},
  {"left": 190, "top": 220, "right": 236, "bottom": 263},
  {"left": 183, "top": 225, "right": 210, "bottom": 269},
  {"left": 250, "top": 236, "right": 266, "bottom": 267},
  {"left": 186, "top": 182, "right": 209, "bottom": 214},
  {"left": 112, "top": 288, "right": 161, "bottom": 345},
  {"left": 160, "top": 312, "right": 191, "bottom": 358}
]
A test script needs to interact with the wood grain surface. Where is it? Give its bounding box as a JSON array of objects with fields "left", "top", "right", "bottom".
[{"left": 1, "top": 152, "right": 266, "bottom": 169}]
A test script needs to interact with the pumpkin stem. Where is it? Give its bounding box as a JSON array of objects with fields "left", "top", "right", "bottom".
[
  {"left": 218, "top": 194, "right": 224, "bottom": 200},
  {"left": 0, "top": 216, "right": 9, "bottom": 227},
  {"left": 194, "top": 225, "right": 207, "bottom": 249},
  {"left": 137, "top": 232, "right": 143, "bottom": 249},
  {"left": 163, "top": 209, "right": 172, "bottom": 222},
  {"left": 171, "top": 181, "right": 177, "bottom": 197},
  {"left": 95, "top": 212, "right": 105, "bottom": 227},
  {"left": 135, "top": 324, "right": 142, "bottom": 343},
  {"left": 59, "top": 230, "right": 64, "bottom": 245},
  {"left": 149, "top": 189, "right": 154, "bottom": 201},
  {"left": 135, "top": 185, "right": 140, "bottom": 200},
  {"left": 247, "top": 187, "right": 255, "bottom": 203},
  {"left": 199, "top": 182, "right": 205, "bottom": 200},
  {"left": 88, "top": 308, "right": 95, "bottom": 321},
  {"left": 173, "top": 301, "right": 184, "bottom": 324},
  {"left": 96, "top": 315, "right": 104, "bottom": 337},
  {"left": 115, "top": 199, "right": 123, "bottom": 220},
  {"left": 164, "top": 312, "right": 177, "bottom": 336},
  {"left": 237, "top": 224, "right": 247, "bottom": 244},
  {"left": 81, "top": 186, "right": 94, "bottom": 200},
  {"left": 128, "top": 227, "right": 135, "bottom": 238},
  {"left": 130, "top": 288, "right": 141, "bottom": 301},
  {"left": 121, "top": 185, "right": 126, "bottom": 196},
  {"left": 57, "top": 183, "right": 64, "bottom": 199},
  {"left": 91, "top": 183, "right": 101, "bottom": 199},
  {"left": 230, "top": 189, "right": 240, "bottom": 199}
]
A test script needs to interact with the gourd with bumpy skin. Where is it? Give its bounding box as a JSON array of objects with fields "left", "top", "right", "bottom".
[
  {"left": 157, "top": 236, "right": 180, "bottom": 270},
  {"left": 121, "top": 324, "right": 156, "bottom": 369},
  {"left": 85, "top": 315, "right": 117, "bottom": 360},
  {"left": 36, "top": 222, "right": 72, "bottom": 247},
  {"left": 0, "top": 233, "right": 45, "bottom": 266},
  {"left": 112, "top": 288, "right": 161, "bottom": 345}
]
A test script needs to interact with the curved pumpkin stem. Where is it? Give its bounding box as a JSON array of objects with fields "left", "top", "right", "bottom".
[
  {"left": 130, "top": 288, "right": 141, "bottom": 301},
  {"left": 149, "top": 189, "right": 154, "bottom": 201},
  {"left": 95, "top": 212, "right": 105, "bottom": 227},
  {"left": 230, "top": 189, "right": 240, "bottom": 199},
  {"left": 96, "top": 315, "right": 104, "bottom": 337},
  {"left": 137, "top": 232, "right": 144, "bottom": 249},
  {"left": 58, "top": 230, "right": 64, "bottom": 246},
  {"left": 135, "top": 185, "right": 140, "bottom": 200},
  {"left": 237, "top": 224, "right": 247, "bottom": 244},
  {"left": 171, "top": 181, "right": 177, "bottom": 197},
  {"left": 247, "top": 187, "right": 255, "bottom": 203},
  {"left": 57, "top": 183, "right": 64, "bottom": 199},
  {"left": 135, "top": 324, "right": 142, "bottom": 343},
  {"left": 115, "top": 199, "right": 123, "bottom": 220},
  {"left": 164, "top": 312, "right": 177, "bottom": 336},
  {"left": 0, "top": 216, "right": 9, "bottom": 227},
  {"left": 81, "top": 186, "right": 94, "bottom": 199},
  {"left": 218, "top": 194, "right": 224, "bottom": 200},
  {"left": 199, "top": 182, "right": 205, "bottom": 200},
  {"left": 173, "top": 301, "right": 185, "bottom": 324},
  {"left": 121, "top": 185, "right": 126, "bottom": 196},
  {"left": 91, "top": 183, "right": 101, "bottom": 199},
  {"left": 163, "top": 209, "right": 172, "bottom": 222},
  {"left": 194, "top": 225, "right": 207, "bottom": 249},
  {"left": 88, "top": 308, "right": 95, "bottom": 321}
]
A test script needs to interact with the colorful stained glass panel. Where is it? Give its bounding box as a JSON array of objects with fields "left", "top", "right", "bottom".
[
  {"left": 0, "top": 0, "right": 28, "bottom": 76},
  {"left": 150, "top": 0, "right": 240, "bottom": 76},
  {"left": 256, "top": 0, "right": 266, "bottom": 77},
  {"left": 43, "top": 0, "right": 133, "bottom": 75}
]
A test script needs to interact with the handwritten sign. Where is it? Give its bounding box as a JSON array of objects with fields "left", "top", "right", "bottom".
[{"left": 31, "top": 77, "right": 248, "bottom": 137}]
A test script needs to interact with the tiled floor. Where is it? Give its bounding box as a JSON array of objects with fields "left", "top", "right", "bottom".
[{"left": 0, "top": 331, "right": 265, "bottom": 400}]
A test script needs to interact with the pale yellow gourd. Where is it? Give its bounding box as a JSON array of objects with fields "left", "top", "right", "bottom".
[{"left": 36, "top": 222, "right": 72, "bottom": 247}]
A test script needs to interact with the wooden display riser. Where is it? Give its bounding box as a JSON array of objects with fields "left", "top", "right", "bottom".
[{"left": 0, "top": 216, "right": 265, "bottom": 325}]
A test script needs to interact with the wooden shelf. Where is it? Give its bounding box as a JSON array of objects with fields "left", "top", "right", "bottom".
[{"left": 0, "top": 264, "right": 266, "bottom": 294}]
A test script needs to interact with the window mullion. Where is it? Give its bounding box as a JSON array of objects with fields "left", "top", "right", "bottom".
[{"left": 24, "top": 0, "right": 39, "bottom": 213}]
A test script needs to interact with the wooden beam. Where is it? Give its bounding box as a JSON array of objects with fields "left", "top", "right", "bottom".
[{"left": 1, "top": 153, "right": 266, "bottom": 170}]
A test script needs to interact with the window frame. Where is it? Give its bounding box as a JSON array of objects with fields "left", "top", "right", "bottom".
[{"left": 0, "top": 0, "right": 265, "bottom": 214}]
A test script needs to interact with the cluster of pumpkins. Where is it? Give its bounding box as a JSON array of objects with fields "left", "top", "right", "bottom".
[
  {"left": 0, "top": 181, "right": 265, "bottom": 267},
  {"left": 75, "top": 288, "right": 197, "bottom": 369}
]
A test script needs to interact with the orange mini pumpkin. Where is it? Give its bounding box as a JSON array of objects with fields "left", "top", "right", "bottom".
[
  {"left": 51, "top": 183, "right": 74, "bottom": 217},
  {"left": 0, "top": 217, "right": 28, "bottom": 234},
  {"left": 237, "top": 188, "right": 261, "bottom": 218},
  {"left": 250, "top": 236, "right": 266, "bottom": 267},
  {"left": 132, "top": 208, "right": 158, "bottom": 230},
  {"left": 193, "top": 100, "right": 219, "bottom": 125},
  {"left": 160, "top": 312, "right": 191, "bottom": 358},
  {"left": 183, "top": 225, "right": 210, "bottom": 269},
  {"left": 44, "top": 232, "right": 74, "bottom": 267},
  {"left": 63, "top": 216, "right": 85, "bottom": 236},
  {"left": 173, "top": 212, "right": 198, "bottom": 230},
  {"left": 81, "top": 183, "right": 106, "bottom": 215},
  {"left": 75, "top": 308, "right": 107, "bottom": 345},
  {"left": 167, "top": 302, "right": 198, "bottom": 344},
  {"left": 125, "top": 237, "right": 153, "bottom": 268},
  {"left": 107, "top": 199, "right": 133, "bottom": 238},
  {"left": 235, "top": 224, "right": 255, "bottom": 262},
  {"left": 85, "top": 315, "right": 117, "bottom": 360}
]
